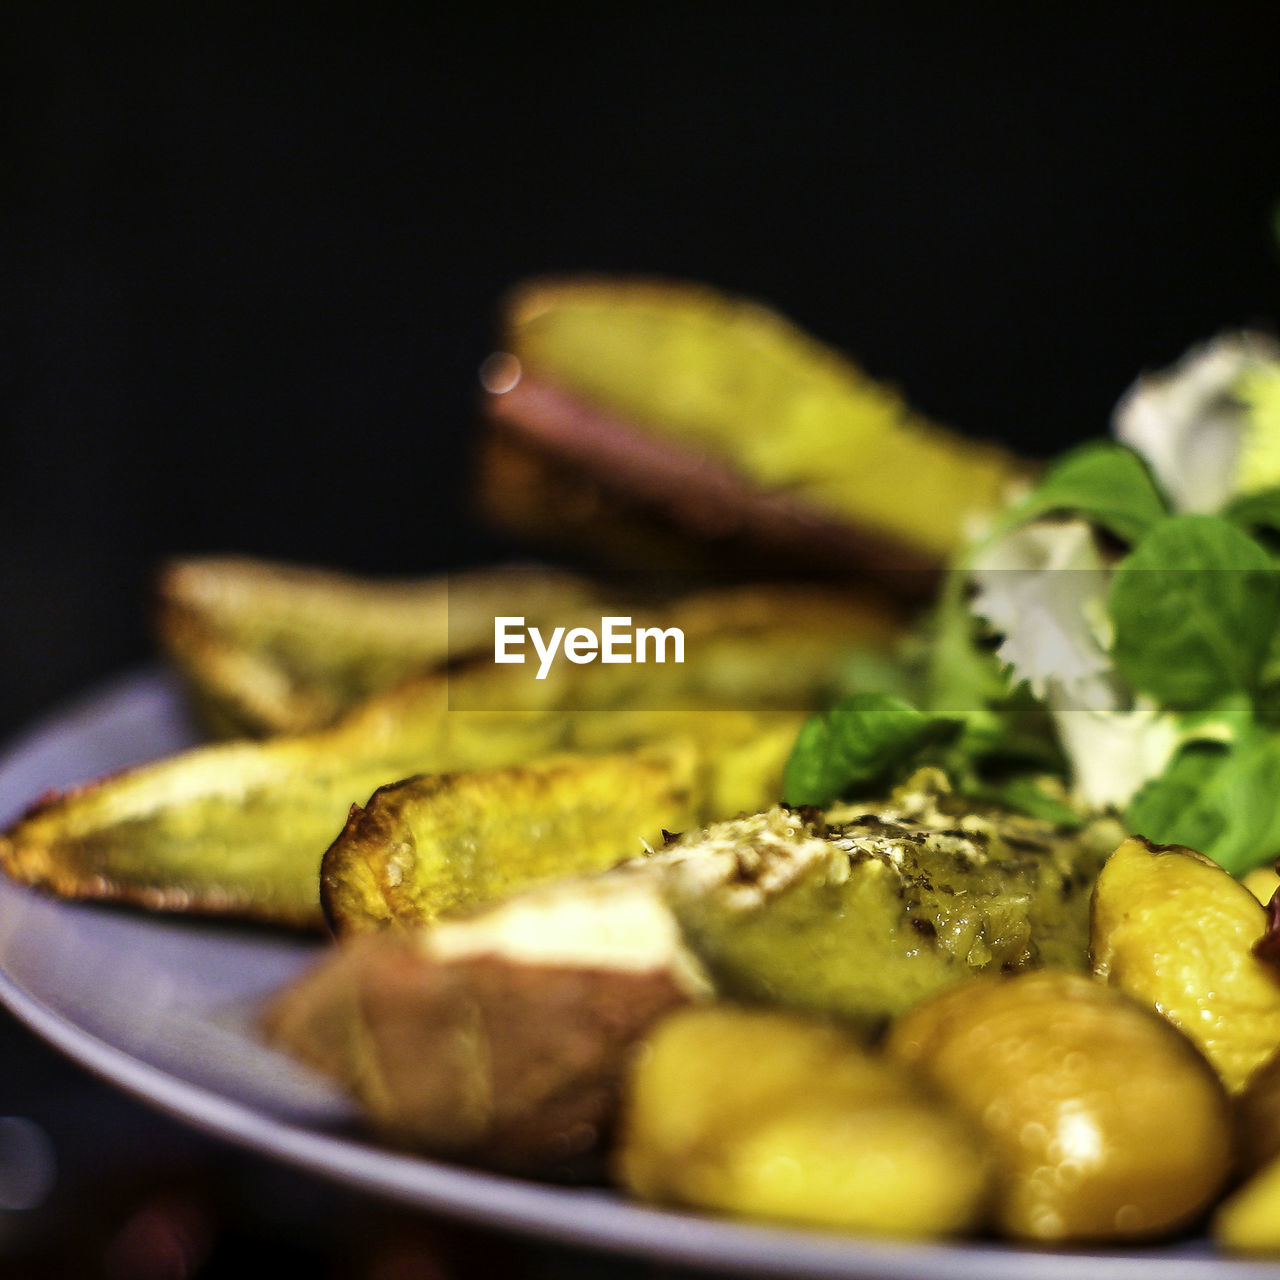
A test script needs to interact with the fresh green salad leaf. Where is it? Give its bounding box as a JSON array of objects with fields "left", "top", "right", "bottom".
[
  {"left": 1108, "top": 514, "right": 1280, "bottom": 710},
  {"left": 781, "top": 693, "right": 962, "bottom": 808},
  {"left": 988, "top": 441, "right": 1169, "bottom": 546},
  {"left": 1125, "top": 723, "right": 1280, "bottom": 876},
  {"left": 1223, "top": 487, "right": 1280, "bottom": 541}
]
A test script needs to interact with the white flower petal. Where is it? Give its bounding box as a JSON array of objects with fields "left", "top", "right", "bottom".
[{"left": 1113, "top": 332, "right": 1280, "bottom": 513}]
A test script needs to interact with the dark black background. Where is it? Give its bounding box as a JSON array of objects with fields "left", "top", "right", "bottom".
[{"left": 3, "top": 5, "right": 1280, "bottom": 1275}]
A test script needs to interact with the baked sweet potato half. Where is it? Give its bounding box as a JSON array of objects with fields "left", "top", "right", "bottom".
[{"left": 478, "top": 277, "right": 1031, "bottom": 587}]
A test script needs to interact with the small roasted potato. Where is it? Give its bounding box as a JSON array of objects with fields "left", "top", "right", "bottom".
[
  {"left": 615, "top": 1004, "right": 989, "bottom": 1237},
  {"left": 1215, "top": 1151, "right": 1280, "bottom": 1254},
  {"left": 1091, "top": 835, "right": 1280, "bottom": 1092},
  {"left": 886, "top": 970, "right": 1232, "bottom": 1242},
  {"left": 264, "top": 869, "right": 708, "bottom": 1178}
]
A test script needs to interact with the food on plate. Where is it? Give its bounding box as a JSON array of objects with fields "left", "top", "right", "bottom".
[
  {"left": 1090, "top": 835, "right": 1280, "bottom": 1092},
  {"left": 6, "top": 573, "right": 900, "bottom": 928},
  {"left": 652, "top": 769, "right": 1122, "bottom": 1031},
  {"left": 155, "top": 557, "right": 603, "bottom": 736},
  {"left": 1215, "top": 1153, "right": 1280, "bottom": 1254},
  {"left": 10, "top": 276, "right": 1280, "bottom": 1258},
  {"left": 264, "top": 866, "right": 710, "bottom": 1178},
  {"left": 158, "top": 558, "right": 904, "bottom": 736},
  {"left": 322, "top": 762, "right": 1121, "bottom": 1022},
  {"left": 322, "top": 744, "right": 704, "bottom": 935},
  {"left": 615, "top": 1004, "right": 990, "bottom": 1237},
  {"left": 0, "top": 667, "right": 806, "bottom": 928},
  {"left": 886, "top": 969, "right": 1233, "bottom": 1241},
  {"left": 477, "top": 277, "right": 1029, "bottom": 585}
]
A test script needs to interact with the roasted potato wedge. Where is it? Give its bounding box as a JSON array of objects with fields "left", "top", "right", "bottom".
[
  {"left": 264, "top": 868, "right": 708, "bottom": 1178},
  {"left": 615, "top": 1004, "right": 990, "bottom": 1237},
  {"left": 1090, "top": 835, "right": 1280, "bottom": 1092},
  {"left": 158, "top": 555, "right": 904, "bottom": 736},
  {"left": 321, "top": 746, "right": 705, "bottom": 934},
  {"left": 0, "top": 657, "right": 805, "bottom": 928},
  {"left": 479, "top": 277, "right": 1030, "bottom": 583},
  {"left": 156, "top": 557, "right": 602, "bottom": 736},
  {"left": 887, "top": 970, "right": 1233, "bottom": 1242}
]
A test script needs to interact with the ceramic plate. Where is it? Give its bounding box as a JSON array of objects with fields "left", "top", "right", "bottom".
[{"left": 0, "top": 671, "right": 1269, "bottom": 1279}]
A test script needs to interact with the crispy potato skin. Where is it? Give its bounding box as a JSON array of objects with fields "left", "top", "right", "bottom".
[
  {"left": 886, "top": 970, "right": 1233, "bottom": 1242},
  {"left": 479, "top": 276, "right": 1030, "bottom": 582},
  {"left": 615, "top": 1004, "right": 990, "bottom": 1237},
  {"left": 155, "top": 557, "right": 602, "bottom": 736},
  {"left": 1090, "top": 835, "right": 1280, "bottom": 1092},
  {"left": 0, "top": 661, "right": 803, "bottom": 928},
  {"left": 321, "top": 748, "right": 703, "bottom": 934}
]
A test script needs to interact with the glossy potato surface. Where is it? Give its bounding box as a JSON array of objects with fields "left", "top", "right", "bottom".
[
  {"left": 886, "top": 970, "right": 1232, "bottom": 1242},
  {"left": 1091, "top": 836, "right": 1280, "bottom": 1092},
  {"left": 616, "top": 1004, "right": 989, "bottom": 1237}
]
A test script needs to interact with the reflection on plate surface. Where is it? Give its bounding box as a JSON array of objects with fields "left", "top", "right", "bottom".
[{"left": 0, "top": 670, "right": 1272, "bottom": 1280}]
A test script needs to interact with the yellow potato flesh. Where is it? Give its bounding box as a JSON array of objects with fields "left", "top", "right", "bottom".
[
  {"left": 616, "top": 1004, "right": 989, "bottom": 1238},
  {"left": 506, "top": 279, "right": 1026, "bottom": 562},
  {"left": 886, "top": 970, "right": 1232, "bottom": 1242},
  {"left": 1090, "top": 836, "right": 1280, "bottom": 1092}
]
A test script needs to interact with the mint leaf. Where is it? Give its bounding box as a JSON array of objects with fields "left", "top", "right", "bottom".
[
  {"left": 989, "top": 441, "right": 1169, "bottom": 546},
  {"left": 1125, "top": 730, "right": 1280, "bottom": 876},
  {"left": 1108, "top": 514, "right": 1280, "bottom": 709},
  {"left": 782, "top": 694, "right": 962, "bottom": 808}
]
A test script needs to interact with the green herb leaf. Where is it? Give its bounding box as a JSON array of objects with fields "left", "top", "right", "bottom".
[
  {"left": 1223, "top": 487, "right": 1280, "bottom": 540},
  {"left": 781, "top": 693, "right": 963, "bottom": 808},
  {"left": 1108, "top": 514, "right": 1280, "bottom": 709},
  {"left": 988, "top": 441, "right": 1169, "bottom": 546},
  {"left": 1125, "top": 728, "right": 1280, "bottom": 876}
]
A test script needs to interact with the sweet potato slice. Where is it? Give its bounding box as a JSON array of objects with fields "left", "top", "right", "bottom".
[
  {"left": 321, "top": 746, "right": 705, "bottom": 934},
  {"left": 0, "top": 659, "right": 804, "bottom": 928},
  {"left": 156, "top": 557, "right": 601, "bottom": 736},
  {"left": 478, "top": 277, "right": 1030, "bottom": 584},
  {"left": 263, "top": 869, "right": 709, "bottom": 1178}
]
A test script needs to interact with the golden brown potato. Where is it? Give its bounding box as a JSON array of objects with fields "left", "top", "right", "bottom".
[
  {"left": 264, "top": 869, "right": 709, "bottom": 1178},
  {"left": 1215, "top": 1151, "right": 1280, "bottom": 1254},
  {"left": 155, "top": 557, "right": 603, "bottom": 736},
  {"left": 159, "top": 554, "right": 904, "bottom": 737},
  {"left": 885, "top": 970, "right": 1233, "bottom": 1242},
  {"left": 0, "top": 654, "right": 804, "bottom": 928},
  {"left": 1091, "top": 835, "right": 1280, "bottom": 1092},
  {"left": 320, "top": 746, "right": 705, "bottom": 934},
  {"left": 479, "top": 277, "right": 1030, "bottom": 584},
  {"left": 615, "top": 1004, "right": 990, "bottom": 1237}
]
